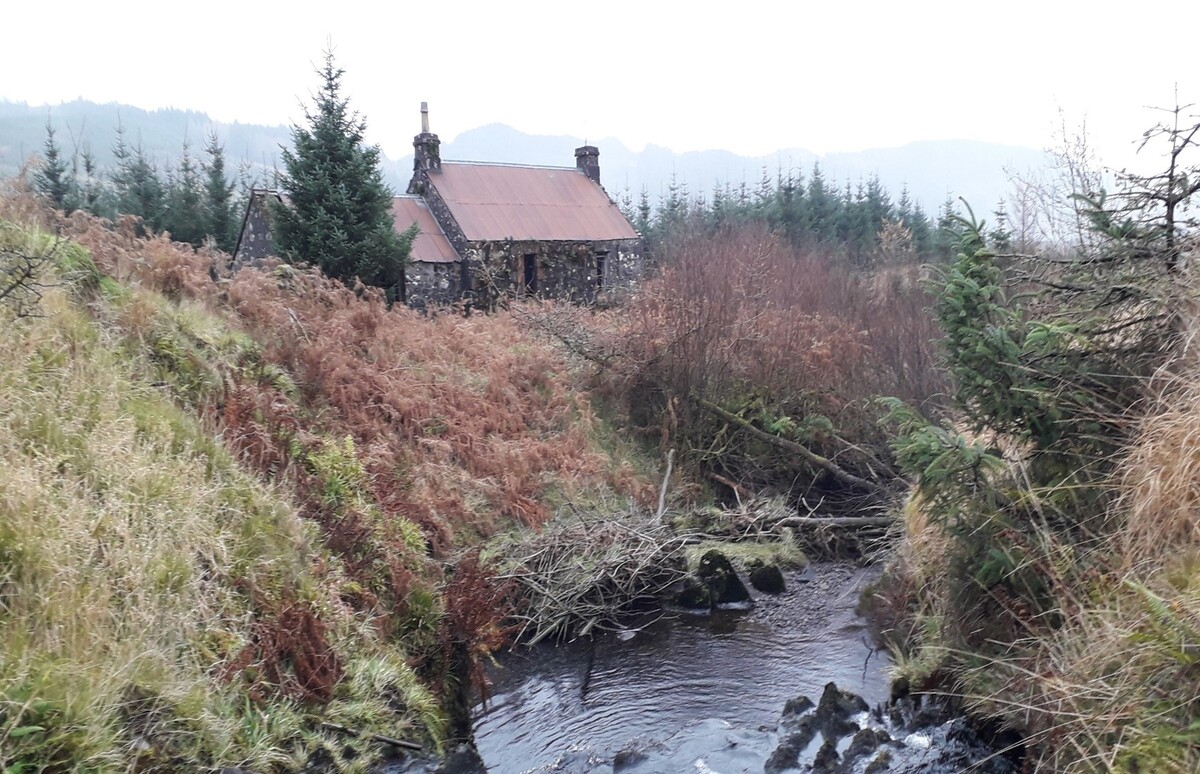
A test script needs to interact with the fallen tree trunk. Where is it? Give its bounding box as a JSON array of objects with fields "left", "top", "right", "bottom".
[{"left": 694, "top": 396, "right": 887, "bottom": 496}]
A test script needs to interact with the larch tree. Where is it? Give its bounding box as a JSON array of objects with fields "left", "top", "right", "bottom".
[{"left": 273, "top": 49, "right": 413, "bottom": 299}]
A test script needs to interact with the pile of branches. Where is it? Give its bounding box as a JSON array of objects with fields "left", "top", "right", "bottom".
[
  {"left": 694, "top": 493, "right": 895, "bottom": 560},
  {"left": 495, "top": 506, "right": 695, "bottom": 644}
]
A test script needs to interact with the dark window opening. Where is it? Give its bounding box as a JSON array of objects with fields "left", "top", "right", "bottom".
[
  {"left": 523, "top": 253, "right": 538, "bottom": 294},
  {"left": 595, "top": 251, "right": 609, "bottom": 291}
]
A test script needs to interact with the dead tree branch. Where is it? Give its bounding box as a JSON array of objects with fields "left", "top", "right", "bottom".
[
  {"left": 694, "top": 396, "right": 886, "bottom": 496},
  {"left": 656, "top": 448, "right": 675, "bottom": 522},
  {"left": 1, "top": 225, "right": 59, "bottom": 317}
]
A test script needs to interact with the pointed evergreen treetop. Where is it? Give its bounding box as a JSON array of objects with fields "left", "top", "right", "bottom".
[
  {"left": 34, "top": 120, "right": 73, "bottom": 211},
  {"left": 203, "top": 131, "right": 237, "bottom": 253},
  {"left": 274, "top": 48, "right": 411, "bottom": 296}
]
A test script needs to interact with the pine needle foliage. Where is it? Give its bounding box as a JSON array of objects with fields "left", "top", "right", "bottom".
[
  {"left": 876, "top": 106, "right": 1200, "bottom": 771},
  {"left": 273, "top": 49, "right": 414, "bottom": 299}
]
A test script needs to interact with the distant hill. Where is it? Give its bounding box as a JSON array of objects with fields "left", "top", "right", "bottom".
[
  {"left": 0, "top": 99, "right": 1050, "bottom": 212},
  {"left": 432, "top": 124, "right": 1051, "bottom": 215}
]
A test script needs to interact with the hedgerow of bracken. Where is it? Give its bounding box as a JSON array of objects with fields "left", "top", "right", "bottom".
[{"left": 48, "top": 203, "right": 648, "bottom": 546}]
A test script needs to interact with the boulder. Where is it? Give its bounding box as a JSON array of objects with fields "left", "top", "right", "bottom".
[
  {"left": 612, "top": 748, "right": 649, "bottom": 771},
  {"left": 748, "top": 561, "right": 786, "bottom": 594},
  {"left": 864, "top": 749, "right": 893, "bottom": 774},
  {"left": 814, "top": 682, "right": 869, "bottom": 739},
  {"left": 781, "top": 695, "right": 815, "bottom": 719},
  {"left": 844, "top": 728, "right": 892, "bottom": 767},
  {"left": 674, "top": 576, "right": 712, "bottom": 609},
  {"left": 696, "top": 549, "right": 751, "bottom": 605},
  {"left": 764, "top": 714, "right": 818, "bottom": 774},
  {"left": 811, "top": 736, "right": 840, "bottom": 772}
]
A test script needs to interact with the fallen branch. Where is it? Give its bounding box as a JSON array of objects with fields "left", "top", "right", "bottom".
[
  {"left": 694, "top": 396, "right": 886, "bottom": 496},
  {"left": 774, "top": 516, "right": 894, "bottom": 529},
  {"left": 319, "top": 721, "right": 422, "bottom": 751},
  {"left": 709, "top": 472, "right": 746, "bottom": 506}
]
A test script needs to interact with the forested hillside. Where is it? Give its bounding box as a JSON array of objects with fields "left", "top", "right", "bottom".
[{"left": 1, "top": 99, "right": 1048, "bottom": 216}]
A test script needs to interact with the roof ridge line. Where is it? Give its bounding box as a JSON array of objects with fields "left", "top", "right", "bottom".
[{"left": 442, "top": 159, "right": 580, "bottom": 171}]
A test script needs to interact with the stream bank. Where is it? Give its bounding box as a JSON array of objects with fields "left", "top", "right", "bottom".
[{"left": 387, "top": 561, "right": 1019, "bottom": 773}]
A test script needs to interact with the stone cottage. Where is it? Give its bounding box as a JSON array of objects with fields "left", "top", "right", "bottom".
[{"left": 231, "top": 104, "right": 643, "bottom": 308}]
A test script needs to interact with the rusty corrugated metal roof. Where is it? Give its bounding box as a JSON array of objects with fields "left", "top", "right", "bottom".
[
  {"left": 391, "top": 196, "right": 459, "bottom": 263},
  {"left": 430, "top": 162, "right": 639, "bottom": 242}
]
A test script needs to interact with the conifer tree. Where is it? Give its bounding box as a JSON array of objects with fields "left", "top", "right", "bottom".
[
  {"left": 34, "top": 121, "right": 73, "bottom": 211},
  {"left": 776, "top": 168, "right": 805, "bottom": 243},
  {"left": 635, "top": 188, "right": 652, "bottom": 239},
  {"left": 203, "top": 131, "right": 237, "bottom": 252},
  {"left": 909, "top": 203, "right": 934, "bottom": 257},
  {"left": 164, "top": 140, "right": 207, "bottom": 247},
  {"left": 112, "top": 125, "right": 166, "bottom": 232},
  {"left": 76, "top": 147, "right": 107, "bottom": 217},
  {"left": 805, "top": 163, "right": 834, "bottom": 241},
  {"left": 933, "top": 195, "right": 961, "bottom": 262},
  {"left": 274, "top": 49, "right": 411, "bottom": 296}
]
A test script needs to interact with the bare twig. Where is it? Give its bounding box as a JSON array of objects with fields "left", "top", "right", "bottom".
[
  {"left": 1, "top": 224, "right": 60, "bottom": 317},
  {"left": 656, "top": 448, "right": 675, "bottom": 522}
]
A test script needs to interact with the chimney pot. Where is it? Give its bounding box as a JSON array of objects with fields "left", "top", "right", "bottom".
[
  {"left": 575, "top": 145, "right": 601, "bottom": 185},
  {"left": 411, "top": 103, "right": 441, "bottom": 180}
]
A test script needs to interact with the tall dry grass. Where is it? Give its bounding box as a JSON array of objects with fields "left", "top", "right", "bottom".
[
  {"left": 0, "top": 189, "right": 662, "bottom": 763},
  {"left": 43, "top": 203, "right": 648, "bottom": 543},
  {"left": 0, "top": 270, "right": 439, "bottom": 768},
  {"left": 0, "top": 193, "right": 655, "bottom": 769},
  {"left": 1007, "top": 364, "right": 1200, "bottom": 772},
  {"left": 884, "top": 340, "right": 1200, "bottom": 772}
]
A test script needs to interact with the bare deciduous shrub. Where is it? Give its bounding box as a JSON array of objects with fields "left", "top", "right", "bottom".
[{"left": 546, "top": 223, "right": 946, "bottom": 505}]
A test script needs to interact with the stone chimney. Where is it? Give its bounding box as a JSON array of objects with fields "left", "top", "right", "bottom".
[
  {"left": 413, "top": 102, "right": 441, "bottom": 174},
  {"left": 575, "top": 145, "right": 600, "bottom": 185}
]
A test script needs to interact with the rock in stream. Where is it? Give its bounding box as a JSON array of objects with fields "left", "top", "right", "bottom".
[{"left": 765, "top": 682, "right": 1019, "bottom": 774}]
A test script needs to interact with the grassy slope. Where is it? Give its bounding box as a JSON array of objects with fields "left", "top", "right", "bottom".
[{"left": 0, "top": 200, "right": 653, "bottom": 771}]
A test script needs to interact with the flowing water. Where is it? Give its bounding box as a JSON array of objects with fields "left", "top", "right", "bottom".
[{"left": 471, "top": 563, "right": 890, "bottom": 773}]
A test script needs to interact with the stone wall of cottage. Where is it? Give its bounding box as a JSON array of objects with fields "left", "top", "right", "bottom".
[
  {"left": 408, "top": 170, "right": 470, "bottom": 256},
  {"left": 467, "top": 237, "right": 643, "bottom": 304},
  {"left": 231, "top": 193, "right": 278, "bottom": 269},
  {"left": 405, "top": 261, "right": 464, "bottom": 309}
]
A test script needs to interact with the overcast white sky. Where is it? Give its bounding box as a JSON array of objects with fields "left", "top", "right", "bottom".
[{"left": 4, "top": 0, "right": 1197, "bottom": 170}]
